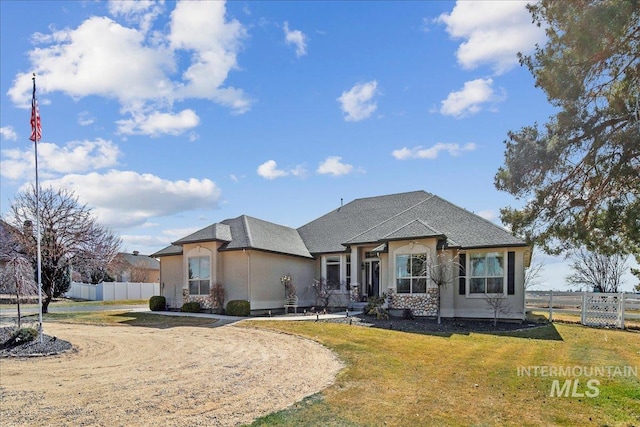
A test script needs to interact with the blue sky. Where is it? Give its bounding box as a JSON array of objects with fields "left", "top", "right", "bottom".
[{"left": 1, "top": 1, "right": 636, "bottom": 290}]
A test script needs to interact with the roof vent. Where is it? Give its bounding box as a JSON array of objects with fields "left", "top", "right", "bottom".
[{"left": 133, "top": 250, "right": 139, "bottom": 256}]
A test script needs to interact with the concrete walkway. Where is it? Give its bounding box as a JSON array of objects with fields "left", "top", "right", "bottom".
[{"left": 129, "top": 307, "right": 362, "bottom": 325}]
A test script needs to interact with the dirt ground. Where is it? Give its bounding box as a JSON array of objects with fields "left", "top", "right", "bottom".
[{"left": 0, "top": 322, "right": 343, "bottom": 427}]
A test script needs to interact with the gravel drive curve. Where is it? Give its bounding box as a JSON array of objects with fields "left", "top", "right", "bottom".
[{"left": 0, "top": 322, "right": 343, "bottom": 426}]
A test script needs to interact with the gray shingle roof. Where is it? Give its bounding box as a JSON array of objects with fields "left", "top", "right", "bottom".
[
  {"left": 151, "top": 245, "right": 183, "bottom": 257},
  {"left": 118, "top": 252, "right": 160, "bottom": 269},
  {"left": 219, "top": 216, "right": 312, "bottom": 258},
  {"left": 298, "top": 191, "right": 525, "bottom": 253},
  {"left": 172, "top": 223, "right": 232, "bottom": 245},
  {"left": 298, "top": 191, "right": 436, "bottom": 253},
  {"left": 164, "top": 215, "right": 312, "bottom": 259}
]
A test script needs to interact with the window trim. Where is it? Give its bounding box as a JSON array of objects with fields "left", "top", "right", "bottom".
[
  {"left": 188, "top": 255, "right": 211, "bottom": 296},
  {"left": 321, "top": 254, "right": 349, "bottom": 292},
  {"left": 394, "top": 251, "right": 429, "bottom": 295},
  {"left": 465, "top": 250, "right": 507, "bottom": 298}
]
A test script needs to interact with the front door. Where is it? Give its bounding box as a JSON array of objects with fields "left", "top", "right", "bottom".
[{"left": 364, "top": 260, "right": 380, "bottom": 299}]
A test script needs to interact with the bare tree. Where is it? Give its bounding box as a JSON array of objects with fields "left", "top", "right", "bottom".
[
  {"left": 5, "top": 186, "right": 121, "bottom": 312},
  {"left": 524, "top": 248, "right": 545, "bottom": 290},
  {"left": 308, "top": 278, "right": 333, "bottom": 311},
  {"left": 0, "top": 255, "right": 38, "bottom": 329},
  {"left": 566, "top": 248, "right": 628, "bottom": 293},
  {"left": 423, "top": 249, "right": 461, "bottom": 324},
  {"left": 485, "top": 295, "right": 511, "bottom": 328}
]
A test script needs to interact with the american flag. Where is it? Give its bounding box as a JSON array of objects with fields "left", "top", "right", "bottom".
[{"left": 29, "top": 78, "right": 41, "bottom": 142}]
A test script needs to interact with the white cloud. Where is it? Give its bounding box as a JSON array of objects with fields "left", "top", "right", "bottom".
[
  {"left": 257, "top": 160, "right": 289, "bottom": 180},
  {"left": 116, "top": 109, "right": 200, "bottom": 136},
  {"left": 0, "top": 138, "right": 121, "bottom": 180},
  {"left": 440, "top": 78, "right": 501, "bottom": 118},
  {"left": 337, "top": 81, "right": 379, "bottom": 122},
  {"left": 437, "top": 1, "right": 546, "bottom": 74},
  {"left": 317, "top": 156, "right": 353, "bottom": 176},
  {"left": 0, "top": 126, "right": 18, "bottom": 141},
  {"left": 108, "top": 0, "right": 164, "bottom": 34},
  {"left": 256, "top": 160, "right": 306, "bottom": 180},
  {"left": 77, "top": 111, "right": 96, "bottom": 126},
  {"left": 38, "top": 170, "right": 221, "bottom": 228},
  {"left": 7, "top": 1, "right": 250, "bottom": 136},
  {"left": 392, "top": 142, "right": 476, "bottom": 160},
  {"left": 283, "top": 21, "right": 307, "bottom": 57}
]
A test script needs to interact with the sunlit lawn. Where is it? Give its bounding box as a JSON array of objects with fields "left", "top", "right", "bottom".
[
  {"left": 6, "top": 308, "right": 639, "bottom": 426},
  {"left": 244, "top": 320, "right": 640, "bottom": 427}
]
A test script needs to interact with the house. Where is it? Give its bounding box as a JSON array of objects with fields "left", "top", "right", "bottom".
[
  {"left": 153, "top": 191, "right": 530, "bottom": 319},
  {"left": 110, "top": 251, "right": 160, "bottom": 283}
]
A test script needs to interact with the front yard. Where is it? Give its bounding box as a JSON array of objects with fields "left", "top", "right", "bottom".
[
  {"left": 1, "top": 308, "right": 638, "bottom": 426},
  {"left": 246, "top": 320, "right": 640, "bottom": 426}
]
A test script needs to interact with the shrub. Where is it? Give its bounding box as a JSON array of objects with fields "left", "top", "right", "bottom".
[
  {"left": 149, "top": 295, "right": 166, "bottom": 311},
  {"left": 2, "top": 327, "right": 39, "bottom": 348},
  {"left": 226, "top": 300, "right": 250, "bottom": 316},
  {"left": 365, "top": 293, "right": 389, "bottom": 320},
  {"left": 181, "top": 301, "right": 201, "bottom": 313}
]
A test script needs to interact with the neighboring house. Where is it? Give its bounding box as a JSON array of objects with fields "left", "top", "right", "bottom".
[
  {"left": 153, "top": 191, "right": 530, "bottom": 319},
  {"left": 111, "top": 251, "right": 160, "bottom": 283}
]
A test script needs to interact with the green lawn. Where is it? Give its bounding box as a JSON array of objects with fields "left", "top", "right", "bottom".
[{"left": 244, "top": 320, "right": 640, "bottom": 427}]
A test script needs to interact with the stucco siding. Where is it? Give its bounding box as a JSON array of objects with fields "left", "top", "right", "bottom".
[
  {"left": 221, "top": 250, "right": 315, "bottom": 311},
  {"left": 159, "top": 255, "right": 184, "bottom": 308}
]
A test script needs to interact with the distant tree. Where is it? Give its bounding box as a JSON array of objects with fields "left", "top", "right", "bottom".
[
  {"left": 566, "top": 248, "right": 628, "bottom": 293},
  {"left": 495, "top": 0, "right": 640, "bottom": 256},
  {"left": 5, "top": 186, "right": 121, "bottom": 312},
  {"left": 631, "top": 255, "right": 640, "bottom": 289},
  {"left": 524, "top": 248, "right": 545, "bottom": 290}
]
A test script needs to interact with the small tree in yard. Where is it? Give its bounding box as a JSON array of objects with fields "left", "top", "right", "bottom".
[
  {"left": 423, "top": 249, "right": 461, "bottom": 324},
  {"left": 5, "top": 186, "right": 121, "bottom": 313},
  {"left": 308, "top": 278, "right": 332, "bottom": 311},
  {"left": 485, "top": 295, "right": 511, "bottom": 328},
  {"left": 0, "top": 255, "right": 38, "bottom": 329}
]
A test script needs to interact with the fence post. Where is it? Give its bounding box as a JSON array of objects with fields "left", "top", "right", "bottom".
[
  {"left": 619, "top": 292, "right": 625, "bottom": 330},
  {"left": 581, "top": 291, "right": 587, "bottom": 325},
  {"left": 548, "top": 291, "right": 553, "bottom": 322}
]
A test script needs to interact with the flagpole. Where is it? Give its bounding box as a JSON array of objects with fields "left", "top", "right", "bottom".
[{"left": 32, "top": 73, "right": 43, "bottom": 344}]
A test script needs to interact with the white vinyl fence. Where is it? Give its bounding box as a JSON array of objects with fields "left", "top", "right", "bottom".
[
  {"left": 526, "top": 291, "right": 640, "bottom": 329},
  {"left": 66, "top": 281, "right": 160, "bottom": 301}
]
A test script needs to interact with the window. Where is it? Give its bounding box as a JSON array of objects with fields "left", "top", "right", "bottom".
[
  {"left": 396, "top": 253, "right": 427, "bottom": 294},
  {"left": 469, "top": 252, "right": 504, "bottom": 294},
  {"left": 188, "top": 256, "right": 210, "bottom": 295},
  {"left": 326, "top": 256, "right": 341, "bottom": 290}
]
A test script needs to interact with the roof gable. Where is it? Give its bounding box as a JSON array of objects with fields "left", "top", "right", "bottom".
[
  {"left": 298, "top": 191, "right": 525, "bottom": 252},
  {"left": 172, "top": 223, "right": 232, "bottom": 245},
  {"left": 220, "top": 216, "right": 312, "bottom": 258},
  {"left": 298, "top": 191, "right": 434, "bottom": 253}
]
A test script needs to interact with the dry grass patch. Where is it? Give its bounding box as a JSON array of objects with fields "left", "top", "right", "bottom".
[
  {"left": 245, "top": 321, "right": 640, "bottom": 427},
  {"left": 39, "top": 310, "right": 217, "bottom": 328}
]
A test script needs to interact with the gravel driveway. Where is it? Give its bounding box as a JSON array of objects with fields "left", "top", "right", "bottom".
[{"left": 0, "top": 322, "right": 343, "bottom": 426}]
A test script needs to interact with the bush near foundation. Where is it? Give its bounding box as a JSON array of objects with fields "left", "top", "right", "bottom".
[
  {"left": 226, "top": 300, "right": 250, "bottom": 316},
  {"left": 149, "top": 296, "right": 166, "bottom": 311},
  {"left": 181, "top": 301, "right": 201, "bottom": 313}
]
